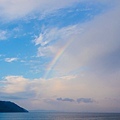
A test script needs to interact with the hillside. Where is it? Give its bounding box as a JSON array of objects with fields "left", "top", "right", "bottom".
[{"left": 0, "top": 101, "right": 28, "bottom": 112}]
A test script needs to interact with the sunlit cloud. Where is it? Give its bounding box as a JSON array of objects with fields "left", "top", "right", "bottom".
[{"left": 0, "top": 72, "right": 120, "bottom": 111}]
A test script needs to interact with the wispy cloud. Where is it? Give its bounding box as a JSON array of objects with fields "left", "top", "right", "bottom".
[
  {"left": 0, "top": 0, "right": 79, "bottom": 21},
  {"left": 0, "top": 0, "right": 112, "bottom": 21},
  {"left": 5, "top": 58, "right": 18, "bottom": 62},
  {"left": 33, "top": 25, "right": 82, "bottom": 57},
  {"left": 0, "top": 30, "right": 7, "bottom": 40}
]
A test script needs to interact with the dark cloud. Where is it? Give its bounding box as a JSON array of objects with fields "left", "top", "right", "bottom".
[
  {"left": 77, "top": 98, "right": 94, "bottom": 103},
  {"left": 56, "top": 97, "right": 94, "bottom": 103},
  {"left": 57, "top": 98, "right": 75, "bottom": 102}
]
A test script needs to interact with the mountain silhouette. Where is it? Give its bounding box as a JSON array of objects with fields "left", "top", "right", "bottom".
[{"left": 0, "top": 101, "right": 28, "bottom": 112}]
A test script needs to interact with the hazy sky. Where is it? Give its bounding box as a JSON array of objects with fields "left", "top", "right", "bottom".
[{"left": 0, "top": 0, "right": 120, "bottom": 112}]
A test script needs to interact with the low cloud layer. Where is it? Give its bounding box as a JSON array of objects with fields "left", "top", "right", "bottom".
[{"left": 0, "top": 74, "right": 120, "bottom": 112}]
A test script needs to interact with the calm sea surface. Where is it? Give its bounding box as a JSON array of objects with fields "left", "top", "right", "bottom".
[{"left": 0, "top": 112, "right": 120, "bottom": 120}]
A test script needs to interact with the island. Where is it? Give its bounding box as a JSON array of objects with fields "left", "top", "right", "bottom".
[{"left": 0, "top": 101, "right": 28, "bottom": 112}]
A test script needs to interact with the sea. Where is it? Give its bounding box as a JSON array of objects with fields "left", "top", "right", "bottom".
[{"left": 0, "top": 112, "right": 120, "bottom": 120}]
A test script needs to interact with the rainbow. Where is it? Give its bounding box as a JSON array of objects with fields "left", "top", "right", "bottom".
[{"left": 44, "top": 38, "right": 74, "bottom": 79}]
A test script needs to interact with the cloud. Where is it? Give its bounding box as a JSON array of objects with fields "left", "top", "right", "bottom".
[
  {"left": 15, "top": 0, "right": 120, "bottom": 111},
  {"left": 0, "top": 74, "right": 120, "bottom": 111},
  {"left": 0, "top": 75, "right": 76, "bottom": 95},
  {"left": 0, "top": 0, "right": 120, "bottom": 112},
  {"left": 5, "top": 58, "right": 18, "bottom": 62},
  {"left": 0, "top": 76, "right": 29, "bottom": 93},
  {"left": 56, "top": 97, "right": 94, "bottom": 103},
  {"left": 0, "top": 30, "right": 7, "bottom": 40},
  {"left": 49, "top": 0, "right": 120, "bottom": 76},
  {"left": 37, "top": 46, "right": 54, "bottom": 57},
  {"left": 33, "top": 25, "right": 82, "bottom": 57},
  {"left": 34, "top": 34, "right": 43, "bottom": 46},
  {"left": 77, "top": 98, "right": 94, "bottom": 103},
  {"left": 0, "top": 0, "right": 113, "bottom": 21},
  {"left": 57, "top": 98, "right": 75, "bottom": 102},
  {"left": 32, "top": 0, "right": 120, "bottom": 77},
  {"left": 0, "top": 0, "right": 79, "bottom": 21},
  {"left": 29, "top": 0, "right": 120, "bottom": 80}
]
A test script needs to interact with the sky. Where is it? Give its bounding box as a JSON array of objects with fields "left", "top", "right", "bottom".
[{"left": 0, "top": 0, "right": 120, "bottom": 112}]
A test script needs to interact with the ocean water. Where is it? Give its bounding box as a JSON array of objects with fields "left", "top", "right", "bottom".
[{"left": 0, "top": 112, "right": 120, "bottom": 120}]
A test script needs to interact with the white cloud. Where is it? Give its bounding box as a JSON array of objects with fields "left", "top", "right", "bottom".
[
  {"left": 0, "top": 0, "right": 115, "bottom": 21},
  {"left": 0, "top": 30, "right": 7, "bottom": 40},
  {"left": 0, "top": 75, "right": 78, "bottom": 100},
  {"left": 0, "top": 0, "right": 80, "bottom": 21},
  {"left": 33, "top": 0, "right": 120, "bottom": 77},
  {"left": 34, "top": 25, "right": 83, "bottom": 57},
  {"left": 34, "top": 34, "right": 43, "bottom": 46},
  {"left": 50, "top": 0, "right": 120, "bottom": 76},
  {"left": 1, "top": 76, "right": 29, "bottom": 93},
  {"left": 5, "top": 57, "right": 18, "bottom": 62}
]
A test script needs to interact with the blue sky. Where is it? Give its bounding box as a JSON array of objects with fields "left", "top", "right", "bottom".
[
  {"left": 0, "top": 0, "right": 120, "bottom": 112},
  {"left": 0, "top": 1, "right": 106, "bottom": 79}
]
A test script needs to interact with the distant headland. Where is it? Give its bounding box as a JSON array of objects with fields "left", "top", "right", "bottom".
[{"left": 0, "top": 101, "right": 28, "bottom": 112}]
